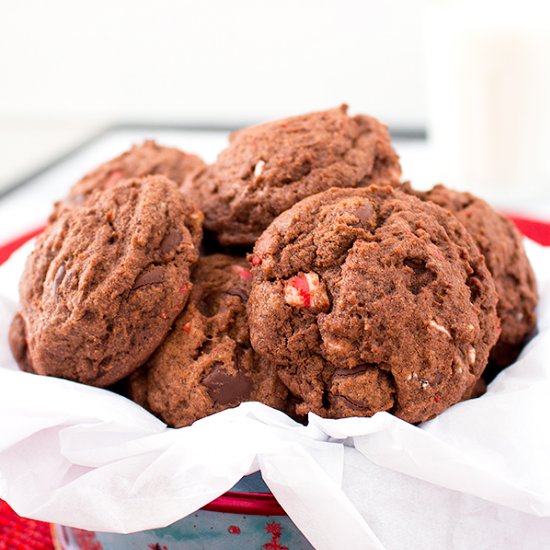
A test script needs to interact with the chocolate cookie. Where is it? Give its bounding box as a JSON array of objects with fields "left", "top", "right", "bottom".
[
  {"left": 402, "top": 183, "right": 537, "bottom": 366},
  {"left": 8, "top": 312, "right": 33, "bottom": 373},
  {"left": 67, "top": 140, "right": 205, "bottom": 205},
  {"left": 183, "top": 105, "right": 401, "bottom": 246},
  {"left": 248, "top": 186, "right": 500, "bottom": 423},
  {"left": 14, "top": 175, "right": 203, "bottom": 386},
  {"left": 128, "top": 254, "right": 287, "bottom": 427}
]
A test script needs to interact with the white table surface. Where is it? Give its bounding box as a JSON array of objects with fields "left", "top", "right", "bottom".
[{"left": 0, "top": 128, "right": 548, "bottom": 247}]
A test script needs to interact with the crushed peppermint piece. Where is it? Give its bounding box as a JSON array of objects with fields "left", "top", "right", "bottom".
[
  {"left": 251, "top": 255, "right": 262, "bottom": 267},
  {"left": 468, "top": 346, "right": 476, "bottom": 365},
  {"left": 106, "top": 169, "right": 124, "bottom": 186},
  {"left": 182, "top": 322, "right": 191, "bottom": 332},
  {"left": 429, "top": 320, "right": 451, "bottom": 338},
  {"left": 284, "top": 272, "right": 329, "bottom": 310},
  {"left": 239, "top": 267, "right": 251, "bottom": 280},
  {"left": 160, "top": 310, "right": 167, "bottom": 320},
  {"left": 230, "top": 264, "right": 252, "bottom": 280},
  {"left": 284, "top": 277, "right": 309, "bottom": 308},
  {"left": 179, "top": 284, "right": 188, "bottom": 294}
]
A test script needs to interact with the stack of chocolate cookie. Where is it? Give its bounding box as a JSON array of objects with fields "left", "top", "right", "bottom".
[{"left": 9, "top": 105, "right": 538, "bottom": 427}]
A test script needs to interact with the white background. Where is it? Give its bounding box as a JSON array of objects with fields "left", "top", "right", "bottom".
[
  {"left": 0, "top": 0, "right": 427, "bottom": 125},
  {"left": 0, "top": 0, "right": 549, "bottom": 214},
  {"left": 0, "top": 0, "right": 428, "bottom": 188}
]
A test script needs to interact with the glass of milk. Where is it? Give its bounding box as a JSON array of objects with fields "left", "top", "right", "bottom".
[{"left": 424, "top": 1, "right": 550, "bottom": 200}]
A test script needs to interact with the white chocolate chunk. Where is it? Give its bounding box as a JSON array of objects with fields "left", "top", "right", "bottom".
[
  {"left": 430, "top": 320, "right": 451, "bottom": 338},
  {"left": 254, "top": 160, "right": 266, "bottom": 179}
]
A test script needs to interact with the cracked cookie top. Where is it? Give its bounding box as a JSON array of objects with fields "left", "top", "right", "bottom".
[
  {"left": 128, "top": 254, "right": 288, "bottom": 427},
  {"left": 248, "top": 186, "right": 500, "bottom": 423},
  {"left": 183, "top": 105, "right": 401, "bottom": 246},
  {"left": 15, "top": 175, "right": 203, "bottom": 386},
  {"left": 402, "top": 183, "right": 537, "bottom": 367}
]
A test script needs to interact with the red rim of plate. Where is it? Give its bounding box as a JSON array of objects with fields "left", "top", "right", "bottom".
[{"left": 0, "top": 214, "right": 548, "bottom": 518}]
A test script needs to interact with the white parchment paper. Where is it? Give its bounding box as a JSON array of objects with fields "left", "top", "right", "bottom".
[{"left": 0, "top": 239, "right": 549, "bottom": 550}]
